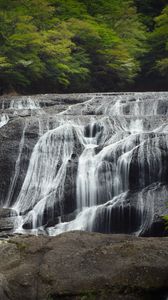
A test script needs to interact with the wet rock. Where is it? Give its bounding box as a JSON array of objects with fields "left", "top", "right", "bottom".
[
  {"left": 0, "top": 118, "right": 39, "bottom": 206},
  {"left": 143, "top": 215, "right": 168, "bottom": 237},
  {"left": 0, "top": 208, "right": 17, "bottom": 218},
  {"left": 0, "top": 208, "right": 17, "bottom": 233},
  {"left": 0, "top": 231, "right": 15, "bottom": 239},
  {"left": 0, "top": 217, "right": 16, "bottom": 232},
  {"left": 90, "top": 183, "right": 168, "bottom": 236}
]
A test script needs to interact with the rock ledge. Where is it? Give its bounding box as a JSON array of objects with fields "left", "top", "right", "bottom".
[{"left": 0, "top": 231, "right": 168, "bottom": 300}]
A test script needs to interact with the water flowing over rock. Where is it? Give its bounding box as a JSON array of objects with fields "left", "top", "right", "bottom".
[{"left": 0, "top": 92, "right": 168, "bottom": 236}]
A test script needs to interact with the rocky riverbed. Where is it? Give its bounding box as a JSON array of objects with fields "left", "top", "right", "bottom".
[{"left": 0, "top": 231, "right": 168, "bottom": 300}]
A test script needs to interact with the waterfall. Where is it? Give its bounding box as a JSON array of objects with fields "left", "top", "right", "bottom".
[
  {"left": 0, "top": 114, "right": 9, "bottom": 128},
  {"left": 10, "top": 96, "right": 40, "bottom": 110},
  {"left": 13, "top": 123, "right": 85, "bottom": 231},
  {"left": 0, "top": 91, "right": 166, "bottom": 236},
  {"left": 4, "top": 122, "right": 27, "bottom": 207}
]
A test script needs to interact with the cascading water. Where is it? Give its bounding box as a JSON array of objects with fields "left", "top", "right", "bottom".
[
  {"left": 10, "top": 96, "right": 40, "bottom": 110},
  {"left": 4, "top": 122, "right": 27, "bottom": 208},
  {"left": 0, "top": 114, "right": 9, "bottom": 128},
  {"left": 13, "top": 123, "right": 85, "bottom": 232},
  {"left": 1, "top": 92, "right": 168, "bottom": 236}
]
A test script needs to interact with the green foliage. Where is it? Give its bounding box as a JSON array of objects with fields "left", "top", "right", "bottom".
[
  {"left": 163, "top": 215, "right": 168, "bottom": 230},
  {"left": 0, "top": 0, "right": 79, "bottom": 91},
  {"left": 0, "top": 0, "right": 167, "bottom": 93},
  {"left": 151, "top": 6, "right": 168, "bottom": 76},
  {"left": 135, "top": 0, "right": 167, "bottom": 30}
]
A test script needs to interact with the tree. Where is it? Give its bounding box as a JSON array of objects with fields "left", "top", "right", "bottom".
[
  {"left": 134, "top": 0, "right": 167, "bottom": 30},
  {"left": 63, "top": 0, "right": 147, "bottom": 90},
  {"left": 151, "top": 6, "right": 168, "bottom": 77},
  {"left": 0, "top": 0, "right": 90, "bottom": 92},
  {"left": 0, "top": 0, "right": 165, "bottom": 93}
]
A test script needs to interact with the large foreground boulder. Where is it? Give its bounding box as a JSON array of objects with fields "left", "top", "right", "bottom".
[{"left": 0, "top": 231, "right": 168, "bottom": 300}]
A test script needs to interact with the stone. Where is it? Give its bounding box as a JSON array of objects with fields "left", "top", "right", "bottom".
[
  {"left": 0, "top": 209, "right": 18, "bottom": 233},
  {"left": 0, "top": 208, "right": 17, "bottom": 218},
  {"left": 0, "top": 217, "right": 16, "bottom": 232},
  {"left": 0, "top": 232, "right": 167, "bottom": 299}
]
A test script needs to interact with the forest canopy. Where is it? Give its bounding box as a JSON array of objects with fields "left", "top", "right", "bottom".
[{"left": 0, "top": 0, "right": 167, "bottom": 94}]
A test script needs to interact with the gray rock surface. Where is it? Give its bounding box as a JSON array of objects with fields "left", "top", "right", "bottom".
[
  {"left": 0, "top": 209, "right": 17, "bottom": 233},
  {"left": 0, "top": 217, "right": 16, "bottom": 231},
  {"left": 0, "top": 231, "right": 168, "bottom": 300},
  {"left": 0, "top": 208, "right": 17, "bottom": 218}
]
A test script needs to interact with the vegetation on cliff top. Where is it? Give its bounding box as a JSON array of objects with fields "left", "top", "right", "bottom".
[
  {"left": 163, "top": 215, "right": 168, "bottom": 230},
  {"left": 0, "top": 0, "right": 167, "bottom": 94}
]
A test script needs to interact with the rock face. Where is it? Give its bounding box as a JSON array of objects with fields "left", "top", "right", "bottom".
[
  {"left": 0, "top": 209, "right": 17, "bottom": 235},
  {"left": 0, "top": 231, "right": 168, "bottom": 300},
  {"left": 0, "top": 92, "right": 168, "bottom": 236}
]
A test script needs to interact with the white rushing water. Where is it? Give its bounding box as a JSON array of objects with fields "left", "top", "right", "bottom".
[
  {"left": 0, "top": 114, "right": 9, "bottom": 128},
  {"left": 10, "top": 96, "right": 40, "bottom": 110},
  {"left": 13, "top": 123, "right": 85, "bottom": 231},
  {"left": 3, "top": 92, "right": 167, "bottom": 236},
  {"left": 4, "top": 122, "right": 27, "bottom": 208}
]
